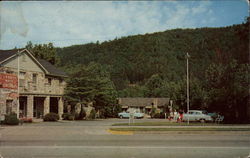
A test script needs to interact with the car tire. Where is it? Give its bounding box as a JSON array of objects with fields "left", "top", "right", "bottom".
[
  {"left": 200, "top": 119, "right": 205, "bottom": 123},
  {"left": 120, "top": 115, "right": 123, "bottom": 119}
]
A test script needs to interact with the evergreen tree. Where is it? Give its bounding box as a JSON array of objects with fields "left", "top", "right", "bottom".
[
  {"left": 25, "top": 41, "right": 59, "bottom": 65},
  {"left": 64, "top": 62, "right": 118, "bottom": 111}
]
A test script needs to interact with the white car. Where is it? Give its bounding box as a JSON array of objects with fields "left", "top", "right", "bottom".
[
  {"left": 118, "top": 112, "right": 144, "bottom": 119},
  {"left": 183, "top": 110, "right": 213, "bottom": 122}
]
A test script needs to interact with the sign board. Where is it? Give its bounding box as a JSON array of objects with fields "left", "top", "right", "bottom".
[
  {"left": 0, "top": 73, "right": 18, "bottom": 89},
  {"left": 128, "top": 111, "right": 134, "bottom": 125}
]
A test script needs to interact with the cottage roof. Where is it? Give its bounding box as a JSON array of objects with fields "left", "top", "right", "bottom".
[
  {"left": 0, "top": 49, "right": 67, "bottom": 77},
  {"left": 157, "top": 98, "right": 171, "bottom": 107},
  {"left": 119, "top": 97, "right": 170, "bottom": 107}
]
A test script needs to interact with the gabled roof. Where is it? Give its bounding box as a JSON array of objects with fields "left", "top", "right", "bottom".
[
  {"left": 0, "top": 49, "right": 21, "bottom": 63},
  {"left": 0, "top": 49, "right": 67, "bottom": 77},
  {"left": 119, "top": 97, "right": 170, "bottom": 107}
]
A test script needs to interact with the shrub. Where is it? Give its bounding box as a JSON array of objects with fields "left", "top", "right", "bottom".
[
  {"left": 99, "top": 104, "right": 123, "bottom": 118},
  {"left": 62, "top": 113, "right": 74, "bottom": 120},
  {"left": 111, "top": 104, "right": 122, "bottom": 118},
  {"left": 153, "top": 112, "right": 165, "bottom": 119},
  {"left": 150, "top": 107, "right": 157, "bottom": 118},
  {"left": 4, "top": 112, "right": 19, "bottom": 125},
  {"left": 43, "top": 113, "right": 59, "bottom": 122},
  {"left": 98, "top": 109, "right": 106, "bottom": 119},
  {"left": 88, "top": 109, "right": 96, "bottom": 120},
  {"left": 0, "top": 120, "right": 4, "bottom": 125},
  {"left": 75, "top": 108, "right": 86, "bottom": 120},
  {"left": 103, "top": 106, "right": 113, "bottom": 118}
]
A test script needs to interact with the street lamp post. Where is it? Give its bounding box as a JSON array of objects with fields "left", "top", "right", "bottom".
[
  {"left": 17, "top": 50, "right": 20, "bottom": 118},
  {"left": 186, "top": 52, "right": 190, "bottom": 125}
]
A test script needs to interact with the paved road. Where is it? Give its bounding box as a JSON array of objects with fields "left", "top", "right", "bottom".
[{"left": 0, "top": 119, "right": 250, "bottom": 158}]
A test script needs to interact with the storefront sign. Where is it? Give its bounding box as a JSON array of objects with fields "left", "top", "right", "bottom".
[{"left": 0, "top": 73, "right": 18, "bottom": 89}]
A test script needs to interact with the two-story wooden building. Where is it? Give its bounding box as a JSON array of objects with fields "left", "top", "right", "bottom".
[{"left": 0, "top": 49, "right": 67, "bottom": 119}]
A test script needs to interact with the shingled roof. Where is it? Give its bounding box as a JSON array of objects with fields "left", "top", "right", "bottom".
[
  {"left": 0, "top": 49, "right": 67, "bottom": 77},
  {"left": 37, "top": 59, "right": 67, "bottom": 77},
  {"left": 0, "top": 49, "right": 20, "bottom": 63},
  {"left": 119, "top": 98, "right": 170, "bottom": 107}
]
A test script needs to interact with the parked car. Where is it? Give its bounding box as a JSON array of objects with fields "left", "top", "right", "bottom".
[
  {"left": 207, "top": 112, "right": 224, "bottom": 123},
  {"left": 182, "top": 110, "right": 213, "bottom": 122},
  {"left": 118, "top": 112, "right": 144, "bottom": 119},
  {"left": 207, "top": 112, "right": 219, "bottom": 121}
]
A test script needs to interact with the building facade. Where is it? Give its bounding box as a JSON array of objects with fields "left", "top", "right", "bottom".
[
  {"left": 118, "top": 97, "right": 170, "bottom": 114},
  {"left": 0, "top": 49, "right": 67, "bottom": 120}
]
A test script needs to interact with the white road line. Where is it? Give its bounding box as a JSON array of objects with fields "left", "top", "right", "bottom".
[{"left": 0, "top": 146, "right": 249, "bottom": 150}]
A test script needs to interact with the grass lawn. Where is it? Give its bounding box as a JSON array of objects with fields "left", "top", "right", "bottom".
[
  {"left": 110, "top": 127, "right": 250, "bottom": 132},
  {"left": 112, "top": 122, "right": 228, "bottom": 126}
]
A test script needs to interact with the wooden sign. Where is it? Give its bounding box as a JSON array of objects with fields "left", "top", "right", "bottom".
[{"left": 0, "top": 73, "right": 18, "bottom": 89}]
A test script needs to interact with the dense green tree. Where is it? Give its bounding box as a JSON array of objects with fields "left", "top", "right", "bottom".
[
  {"left": 100, "top": 104, "right": 122, "bottom": 118},
  {"left": 56, "top": 21, "right": 248, "bottom": 90},
  {"left": 25, "top": 41, "right": 59, "bottom": 65},
  {"left": 144, "top": 74, "right": 164, "bottom": 97},
  {"left": 118, "top": 85, "right": 147, "bottom": 97},
  {"left": 205, "top": 60, "right": 249, "bottom": 123},
  {"left": 64, "top": 62, "right": 118, "bottom": 111},
  {"left": 189, "top": 78, "right": 207, "bottom": 110}
]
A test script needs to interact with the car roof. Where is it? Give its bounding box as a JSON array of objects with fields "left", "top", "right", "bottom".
[{"left": 189, "top": 110, "right": 203, "bottom": 112}]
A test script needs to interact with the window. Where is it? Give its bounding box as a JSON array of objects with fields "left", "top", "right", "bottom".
[
  {"left": 59, "top": 78, "right": 63, "bottom": 85},
  {"left": 19, "top": 72, "right": 25, "bottom": 79},
  {"left": 19, "top": 79, "right": 25, "bottom": 87},
  {"left": 6, "top": 70, "right": 14, "bottom": 74},
  {"left": 48, "top": 78, "right": 52, "bottom": 85},
  {"left": 19, "top": 72, "right": 26, "bottom": 87},
  {"left": 32, "top": 74, "right": 37, "bottom": 84}
]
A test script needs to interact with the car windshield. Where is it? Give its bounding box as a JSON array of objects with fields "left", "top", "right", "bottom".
[{"left": 202, "top": 110, "right": 208, "bottom": 114}]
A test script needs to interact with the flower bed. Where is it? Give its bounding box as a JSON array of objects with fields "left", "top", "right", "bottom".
[{"left": 20, "top": 117, "right": 33, "bottom": 123}]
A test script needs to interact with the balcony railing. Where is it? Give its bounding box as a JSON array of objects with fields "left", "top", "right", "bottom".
[{"left": 19, "top": 81, "right": 64, "bottom": 94}]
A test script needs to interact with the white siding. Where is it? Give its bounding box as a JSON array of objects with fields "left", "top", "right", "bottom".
[{"left": 3, "top": 53, "right": 44, "bottom": 73}]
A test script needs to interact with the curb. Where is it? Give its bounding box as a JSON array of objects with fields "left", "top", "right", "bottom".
[{"left": 107, "top": 129, "right": 134, "bottom": 135}]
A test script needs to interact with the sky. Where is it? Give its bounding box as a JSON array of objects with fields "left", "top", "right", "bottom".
[{"left": 0, "top": 1, "right": 249, "bottom": 49}]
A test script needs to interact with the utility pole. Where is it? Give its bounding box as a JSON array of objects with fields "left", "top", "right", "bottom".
[
  {"left": 17, "top": 50, "right": 20, "bottom": 118},
  {"left": 186, "top": 52, "right": 190, "bottom": 125}
]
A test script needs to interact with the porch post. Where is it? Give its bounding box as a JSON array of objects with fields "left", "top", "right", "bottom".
[
  {"left": 58, "top": 97, "right": 64, "bottom": 119},
  {"left": 27, "top": 95, "right": 34, "bottom": 118},
  {"left": 44, "top": 96, "right": 50, "bottom": 116},
  {"left": 16, "top": 98, "right": 20, "bottom": 118}
]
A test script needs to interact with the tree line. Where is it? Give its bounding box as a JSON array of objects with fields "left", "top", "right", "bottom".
[{"left": 25, "top": 18, "right": 249, "bottom": 123}]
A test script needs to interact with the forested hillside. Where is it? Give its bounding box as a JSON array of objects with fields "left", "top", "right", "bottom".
[
  {"left": 56, "top": 21, "right": 248, "bottom": 91},
  {"left": 28, "top": 19, "right": 249, "bottom": 123}
]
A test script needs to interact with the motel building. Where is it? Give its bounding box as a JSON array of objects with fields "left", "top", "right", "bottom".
[
  {"left": 0, "top": 49, "right": 67, "bottom": 120},
  {"left": 118, "top": 97, "right": 170, "bottom": 114}
]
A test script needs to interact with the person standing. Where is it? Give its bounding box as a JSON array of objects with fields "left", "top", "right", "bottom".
[
  {"left": 179, "top": 109, "right": 184, "bottom": 122},
  {"left": 173, "top": 110, "right": 178, "bottom": 121}
]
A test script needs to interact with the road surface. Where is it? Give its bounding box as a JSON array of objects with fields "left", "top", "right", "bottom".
[{"left": 0, "top": 119, "right": 249, "bottom": 158}]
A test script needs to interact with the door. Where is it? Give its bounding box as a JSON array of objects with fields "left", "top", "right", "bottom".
[
  {"left": 19, "top": 97, "right": 27, "bottom": 117},
  {"left": 6, "top": 100, "right": 12, "bottom": 114}
]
